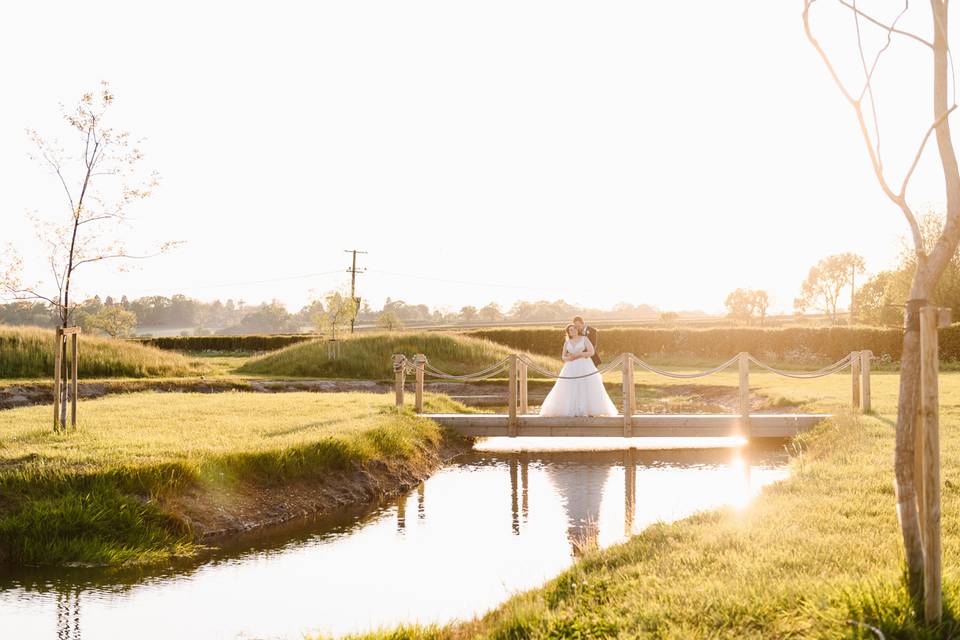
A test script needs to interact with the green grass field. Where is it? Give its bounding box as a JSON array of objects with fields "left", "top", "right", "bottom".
[
  {"left": 0, "top": 391, "right": 467, "bottom": 566},
  {"left": 335, "top": 371, "right": 960, "bottom": 640},
  {"left": 0, "top": 325, "right": 208, "bottom": 379},
  {"left": 238, "top": 331, "right": 560, "bottom": 380}
]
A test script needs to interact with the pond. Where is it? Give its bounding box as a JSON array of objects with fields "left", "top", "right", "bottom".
[{"left": 0, "top": 438, "right": 790, "bottom": 639}]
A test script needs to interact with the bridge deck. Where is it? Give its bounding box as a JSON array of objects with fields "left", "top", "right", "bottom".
[{"left": 421, "top": 413, "right": 830, "bottom": 438}]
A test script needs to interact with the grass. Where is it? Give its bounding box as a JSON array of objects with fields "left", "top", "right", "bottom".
[
  {"left": 0, "top": 391, "right": 467, "bottom": 566},
  {"left": 336, "top": 371, "right": 960, "bottom": 639},
  {"left": 238, "top": 331, "right": 560, "bottom": 380},
  {"left": 0, "top": 324, "right": 208, "bottom": 379}
]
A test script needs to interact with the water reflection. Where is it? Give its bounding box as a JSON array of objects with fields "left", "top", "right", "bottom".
[{"left": 0, "top": 441, "right": 789, "bottom": 640}]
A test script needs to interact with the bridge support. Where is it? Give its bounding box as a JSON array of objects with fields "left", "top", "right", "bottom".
[
  {"left": 738, "top": 352, "right": 750, "bottom": 438},
  {"left": 508, "top": 355, "right": 518, "bottom": 437},
  {"left": 391, "top": 354, "right": 406, "bottom": 409},
  {"left": 622, "top": 354, "right": 635, "bottom": 437},
  {"left": 413, "top": 354, "right": 426, "bottom": 413},
  {"left": 518, "top": 359, "right": 528, "bottom": 415}
]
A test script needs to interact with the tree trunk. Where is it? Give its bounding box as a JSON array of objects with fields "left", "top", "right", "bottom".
[{"left": 896, "top": 295, "right": 926, "bottom": 603}]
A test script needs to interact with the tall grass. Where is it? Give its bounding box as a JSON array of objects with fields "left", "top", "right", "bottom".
[
  {"left": 0, "top": 391, "right": 464, "bottom": 565},
  {"left": 0, "top": 325, "right": 207, "bottom": 378},
  {"left": 238, "top": 332, "right": 560, "bottom": 379}
]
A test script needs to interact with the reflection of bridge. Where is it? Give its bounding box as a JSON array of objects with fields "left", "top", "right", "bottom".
[{"left": 390, "top": 351, "right": 874, "bottom": 439}]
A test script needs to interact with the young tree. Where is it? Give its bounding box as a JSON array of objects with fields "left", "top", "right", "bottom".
[
  {"left": 376, "top": 310, "right": 404, "bottom": 331},
  {"left": 86, "top": 305, "right": 138, "bottom": 338},
  {"left": 793, "top": 254, "right": 864, "bottom": 322},
  {"left": 316, "top": 290, "right": 357, "bottom": 341},
  {"left": 0, "top": 82, "right": 177, "bottom": 429},
  {"left": 804, "top": 1, "right": 959, "bottom": 616}
]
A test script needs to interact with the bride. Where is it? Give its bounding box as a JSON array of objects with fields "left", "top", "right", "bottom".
[{"left": 539, "top": 324, "right": 619, "bottom": 417}]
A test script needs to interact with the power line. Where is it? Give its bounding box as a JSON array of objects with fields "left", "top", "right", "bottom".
[
  {"left": 106, "top": 269, "right": 345, "bottom": 296},
  {"left": 367, "top": 268, "right": 554, "bottom": 293}
]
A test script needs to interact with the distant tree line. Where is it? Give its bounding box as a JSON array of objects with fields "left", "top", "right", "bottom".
[{"left": 0, "top": 293, "right": 694, "bottom": 337}]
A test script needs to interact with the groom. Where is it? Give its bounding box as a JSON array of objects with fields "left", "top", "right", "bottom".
[{"left": 572, "top": 316, "right": 601, "bottom": 366}]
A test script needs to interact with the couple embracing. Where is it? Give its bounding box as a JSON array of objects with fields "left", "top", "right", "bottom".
[{"left": 539, "top": 316, "right": 619, "bottom": 417}]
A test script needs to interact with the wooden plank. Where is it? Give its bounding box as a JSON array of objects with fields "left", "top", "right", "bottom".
[
  {"left": 422, "top": 413, "right": 830, "bottom": 439},
  {"left": 920, "top": 306, "right": 942, "bottom": 624},
  {"left": 60, "top": 326, "right": 82, "bottom": 335}
]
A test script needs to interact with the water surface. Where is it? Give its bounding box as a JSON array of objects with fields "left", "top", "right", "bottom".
[{"left": 0, "top": 438, "right": 790, "bottom": 639}]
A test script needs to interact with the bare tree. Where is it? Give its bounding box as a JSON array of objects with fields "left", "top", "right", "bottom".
[
  {"left": 803, "top": 0, "right": 959, "bottom": 617},
  {"left": 0, "top": 82, "right": 178, "bottom": 429}
]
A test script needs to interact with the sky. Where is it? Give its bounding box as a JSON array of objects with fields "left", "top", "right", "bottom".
[{"left": 1, "top": 1, "right": 955, "bottom": 315}]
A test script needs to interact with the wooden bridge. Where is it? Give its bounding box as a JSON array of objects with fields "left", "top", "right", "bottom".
[{"left": 390, "top": 351, "right": 874, "bottom": 440}]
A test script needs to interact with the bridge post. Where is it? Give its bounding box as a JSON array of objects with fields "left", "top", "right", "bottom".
[
  {"left": 413, "top": 354, "right": 426, "bottom": 413},
  {"left": 622, "top": 354, "right": 635, "bottom": 437},
  {"left": 850, "top": 351, "right": 861, "bottom": 410},
  {"left": 518, "top": 358, "right": 528, "bottom": 415},
  {"left": 860, "top": 350, "right": 872, "bottom": 413},
  {"left": 391, "top": 354, "right": 406, "bottom": 409},
  {"left": 508, "top": 355, "right": 518, "bottom": 436},
  {"left": 738, "top": 352, "right": 750, "bottom": 438},
  {"left": 920, "top": 306, "right": 942, "bottom": 624}
]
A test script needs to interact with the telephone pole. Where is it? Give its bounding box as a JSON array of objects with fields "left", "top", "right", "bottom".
[{"left": 345, "top": 249, "right": 367, "bottom": 334}]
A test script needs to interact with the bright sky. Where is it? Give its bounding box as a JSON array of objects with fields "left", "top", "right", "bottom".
[{"left": 1, "top": 1, "right": 955, "bottom": 315}]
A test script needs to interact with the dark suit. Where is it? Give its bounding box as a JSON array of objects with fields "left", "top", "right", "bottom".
[{"left": 580, "top": 325, "right": 601, "bottom": 366}]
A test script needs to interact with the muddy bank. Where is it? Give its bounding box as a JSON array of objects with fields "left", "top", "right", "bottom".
[{"left": 176, "top": 435, "right": 471, "bottom": 543}]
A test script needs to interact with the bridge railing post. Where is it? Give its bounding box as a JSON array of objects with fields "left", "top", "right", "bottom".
[
  {"left": 518, "top": 358, "right": 528, "bottom": 415},
  {"left": 413, "top": 354, "right": 426, "bottom": 413},
  {"left": 850, "top": 351, "right": 861, "bottom": 411},
  {"left": 738, "top": 352, "right": 750, "bottom": 438},
  {"left": 391, "top": 354, "right": 406, "bottom": 409},
  {"left": 622, "top": 354, "right": 635, "bottom": 437},
  {"left": 860, "top": 350, "right": 872, "bottom": 413},
  {"left": 508, "top": 355, "right": 518, "bottom": 437}
]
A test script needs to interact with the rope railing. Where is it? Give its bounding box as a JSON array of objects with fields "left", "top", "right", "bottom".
[{"left": 390, "top": 349, "right": 874, "bottom": 422}]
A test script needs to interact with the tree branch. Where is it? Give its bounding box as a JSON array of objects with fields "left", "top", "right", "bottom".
[{"left": 836, "top": 0, "right": 933, "bottom": 48}]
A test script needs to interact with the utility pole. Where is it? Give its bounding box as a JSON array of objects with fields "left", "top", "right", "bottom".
[{"left": 345, "top": 249, "right": 367, "bottom": 334}]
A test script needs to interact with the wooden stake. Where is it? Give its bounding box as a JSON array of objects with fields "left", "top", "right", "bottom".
[
  {"left": 738, "top": 352, "right": 750, "bottom": 438},
  {"left": 53, "top": 327, "right": 63, "bottom": 432},
  {"left": 414, "top": 354, "right": 425, "bottom": 413},
  {"left": 920, "top": 306, "right": 942, "bottom": 624},
  {"left": 508, "top": 355, "right": 518, "bottom": 437},
  {"left": 622, "top": 354, "right": 635, "bottom": 437},
  {"left": 70, "top": 331, "right": 79, "bottom": 429},
  {"left": 518, "top": 359, "right": 528, "bottom": 415},
  {"left": 850, "top": 351, "right": 861, "bottom": 410},
  {"left": 391, "top": 354, "right": 406, "bottom": 408},
  {"left": 860, "top": 350, "right": 872, "bottom": 413}
]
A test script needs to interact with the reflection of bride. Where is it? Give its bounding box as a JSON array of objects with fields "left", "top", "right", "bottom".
[
  {"left": 544, "top": 458, "right": 611, "bottom": 556},
  {"left": 539, "top": 325, "right": 618, "bottom": 417}
]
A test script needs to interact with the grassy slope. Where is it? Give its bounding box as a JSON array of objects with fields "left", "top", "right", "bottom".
[
  {"left": 238, "top": 332, "right": 560, "bottom": 380},
  {"left": 0, "top": 324, "right": 207, "bottom": 378},
  {"left": 343, "top": 372, "right": 960, "bottom": 640},
  {"left": 0, "top": 391, "right": 465, "bottom": 566}
]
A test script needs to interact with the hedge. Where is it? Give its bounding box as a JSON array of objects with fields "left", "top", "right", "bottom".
[
  {"left": 465, "top": 325, "right": 960, "bottom": 363},
  {"left": 136, "top": 334, "right": 315, "bottom": 353}
]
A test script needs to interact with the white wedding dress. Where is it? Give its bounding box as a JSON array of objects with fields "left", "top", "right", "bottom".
[{"left": 539, "top": 336, "right": 619, "bottom": 417}]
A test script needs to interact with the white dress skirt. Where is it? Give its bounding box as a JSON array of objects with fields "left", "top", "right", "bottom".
[{"left": 539, "top": 336, "right": 619, "bottom": 417}]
